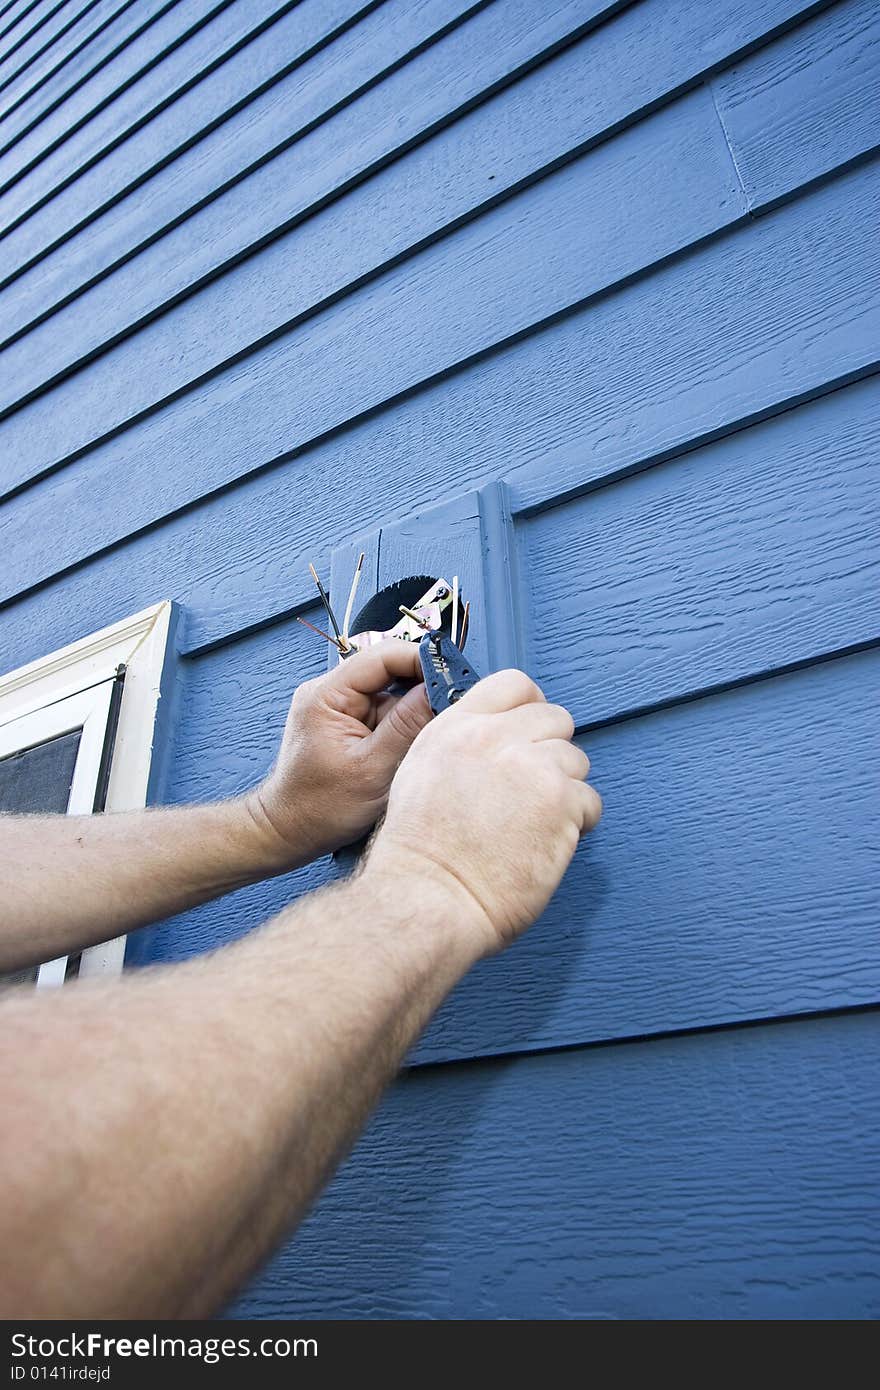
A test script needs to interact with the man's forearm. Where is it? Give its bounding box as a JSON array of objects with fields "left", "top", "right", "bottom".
[
  {"left": 0, "top": 639, "right": 437, "bottom": 974},
  {"left": 0, "top": 867, "right": 479, "bottom": 1318},
  {"left": 0, "top": 798, "right": 295, "bottom": 974}
]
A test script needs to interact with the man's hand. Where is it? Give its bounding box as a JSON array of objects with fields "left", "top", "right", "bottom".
[
  {"left": 0, "top": 658, "right": 601, "bottom": 1318},
  {"left": 0, "top": 641, "right": 433, "bottom": 973},
  {"left": 365, "top": 669, "right": 601, "bottom": 954},
  {"left": 246, "top": 640, "right": 432, "bottom": 867}
]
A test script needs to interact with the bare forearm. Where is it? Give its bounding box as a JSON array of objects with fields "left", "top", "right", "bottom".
[
  {"left": 0, "top": 798, "right": 292, "bottom": 973},
  {"left": 0, "top": 638, "right": 437, "bottom": 974},
  {"left": 0, "top": 869, "right": 478, "bottom": 1318}
]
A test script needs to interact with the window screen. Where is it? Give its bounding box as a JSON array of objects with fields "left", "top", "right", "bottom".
[
  {"left": 0, "top": 604, "right": 170, "bottom": 989},
  {"left": 0, "top": 731, "right": 85, "bottom": 988},
  {"left": 0, "top": 730, "right": 83, "bottom": 815}
]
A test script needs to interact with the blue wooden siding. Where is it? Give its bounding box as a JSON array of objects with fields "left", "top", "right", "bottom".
[{"left": 0, "top": 0, "right": 877, "bottom": 1319}]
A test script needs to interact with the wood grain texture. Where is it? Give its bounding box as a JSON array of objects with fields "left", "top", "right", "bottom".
[
  {"left": 0, "top": 0, "right": 332, "bottom": 239},
  {"left": 0, "top": 0, "right": 485, "bottom": 406},
  {"left": 0, "top": 84, "right": 747, "bottom": 549},
  {"left": 0, "top": 0, "right": 210, "bottom": 165},
  {"left": 523, "top": 374, "right": 880, "bottom": 728},
  {"left": 1, "top": 157, "right": 875, "bottom": 614},
  {"left": 0, "top": 0, "right": 61, "bottom": 46},
  {"left": 126, "top": 603, "right": 335, "bottom": 968},
  {"left": 3, "top": 376, "right": 868, "bottom": 683},
  {"left": 713, "top": 0, "right": 880, "bottom": 210},
  {"left": 0, "top": 0, "right": 412, "bottom": 282},
  {"left": 0, "top": 250, "right": 875, "bottom": 688},
  {"left": 0, "top": 0, "right": 78, "bottom": 69},
  {"left": 412, "top": 646, "right": 880, "bottom": 1062},
  {"left": 424, "top": 645, "right": 880, "bottom": 1061},
  {"left": 0, "top": 0, "right": 140, "bottom": 123},
  {"left": 0, "top": 0, "right": 605, "bottom": 381},
  {"left": 0, "top": 0, "right": 58, "bottom": 41},
  {"left": 230, "top": 1009, "right": 880, "bottom": 1319},
  {"left": 0, "top": 0, "right": 105, "bottom": 93},
  {"left": 0, "top": 0, "right": 826, "bottom": 423},
  {"left": 503, "top": 156, "right": 880, "bottom": 514},
  {"left": 0, "top": 0, "right": 462, "bottom": 340},
  {"left": 0, "top": 0, "right": 876, "bottom": 1317},
  {"left": 139, "top": 628, "right": 880, "bottom": 1062}
]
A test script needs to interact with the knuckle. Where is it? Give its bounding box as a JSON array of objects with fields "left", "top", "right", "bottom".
[
  {"left": 498, "top": 669, "right": 543, "bottom": 704},
  {"left": 547, "top": 703, "right": 575, "bottom": 739},
  {"left": 387, "top": 694, "right": 429, "bottom": 743},
  {"left": 583, "top": 785, "right": 603, "bottom": 831},
  {"left": 291, "top": 676, "right": 320, "bottom": 710},
  {"left": 571, "top": 746, "right": 591, "bottom": 779},
  {"left": 370, "top": 638, "right": 401, "bottom": 664}
]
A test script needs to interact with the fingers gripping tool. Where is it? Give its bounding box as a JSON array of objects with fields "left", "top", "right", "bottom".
[{"left": 418, "top": 631, "right": 481, "bottom": 713}]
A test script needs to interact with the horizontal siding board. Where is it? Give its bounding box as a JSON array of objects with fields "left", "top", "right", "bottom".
[
  {"left": 7, "top": 6, "right": 862, "bottom": 447},
  {"left": 0, "top": 0, "right": 333, "bottom": 235},
  {"left": 0, "top": 2, "right": 827, "bottom": 410},
  {"left": 0, "top": 342, "right": 871, "bottom": 699},
  {"left": 0, "top": 0, "right": 872, "bottom": 1321},
  {"left": 0, "top": 0, "right": 206, "bottom": 160},
  {"left": 0, "top": 0, "right": 607, "bottom": 357},
  {"left": 234, "top": 1010, "right": 880, "bottom": 1319},
  {"left": 1, "top": 158, "right": 876, "bottom": 613},
  {"left": 0, "top": 1, "right": 59, "bottom": 44},
  {"left": 126, "top": 605, "right": 333, "bottom": 968},
  {"left": 0, "top": 85, "right": 745, "bottom": 500},
  {"left": 141, "top": 630, "right": 880, "bottom": 1063},
  {"left": 1, "top": 0, "right": 429, "bottom": 184},
  {"left": 0, "top": 0, "right": 489, "bottom": 401},
  {"left": 0, "top": 0, "right": 98, "bottom": 89},
  {"left": 0, "top": 0, "right": 139, "bottom": 120},
  {"left": 523, "top": 375, "right": 880, "bottom": 728},
  {"left": 713, "top": 0, "right": 880, "bottom": 210},
  {"left": 0, "top": 272, "right": 873, "bottom": 683},
  {"left": 503, "top": 161, "right": 880, "bottom": 515},
  {"left": 0, "top": 459, "right": 346, "bottom": 672},
  {"left": 0, "top": 0, "right": 72, "bottom": 56},
  {"left": 165, "top": 608, "right": 332, "bottom": 810},
  {"left": 418, "top": 647, "right": 880, "bottom": 1061},
  {"left": 9, "top": 363, "right": 865, "bottom": 700},
  {"left": 0, "top": 0, "right": 421, "bottom": 299}
]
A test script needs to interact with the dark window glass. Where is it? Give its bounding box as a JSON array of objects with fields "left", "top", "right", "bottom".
[
  {"left": 0, "top": 730, "right": 83, "bottom": 987},
  {"left": 0, "top": 730, "right": 82, "bottom": 815}
]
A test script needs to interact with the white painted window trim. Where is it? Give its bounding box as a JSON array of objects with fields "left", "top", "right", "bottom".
[{"left": 0, "top": 602, "right": 174, "bottom": 986}]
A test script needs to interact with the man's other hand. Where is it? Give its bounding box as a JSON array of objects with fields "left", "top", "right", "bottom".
[
  {"left": 245, "top": 640, "right": 431, "bottom": 868},
  {"left": 365, "top": 669, "right": 602, "bottom": 955}
]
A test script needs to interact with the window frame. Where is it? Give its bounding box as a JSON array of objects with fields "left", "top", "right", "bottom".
[{"left": 0, "top": 602, "right": 175, "bottom": 986}]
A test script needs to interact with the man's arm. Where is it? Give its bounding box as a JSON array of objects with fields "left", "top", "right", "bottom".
[
  {"left": 0, "top": 641, "right": 431, "bottom": 973},
  {"left": 0, "top": 670, "right": 601, "bottom": 1318}
]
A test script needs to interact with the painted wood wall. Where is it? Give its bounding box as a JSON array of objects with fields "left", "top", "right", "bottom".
[{"left": 1, "top": 0, "right": 877, "bottom": 1319}]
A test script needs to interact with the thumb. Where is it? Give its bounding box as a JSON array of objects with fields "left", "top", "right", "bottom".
[{"left": 367, "top": 682, "right": 432, "bottom": 768}]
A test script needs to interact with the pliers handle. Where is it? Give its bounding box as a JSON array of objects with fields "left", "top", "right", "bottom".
[{"left": 419, "top": 631, "right": 481, "bottom": 714}]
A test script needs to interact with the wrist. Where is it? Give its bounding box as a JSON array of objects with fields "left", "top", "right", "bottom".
[
  {"left": 232, "top": 788, "right": 310, "bottom": 878},
  {"left": 359, "top": 839, "right": 495, "bottom": 967}
]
